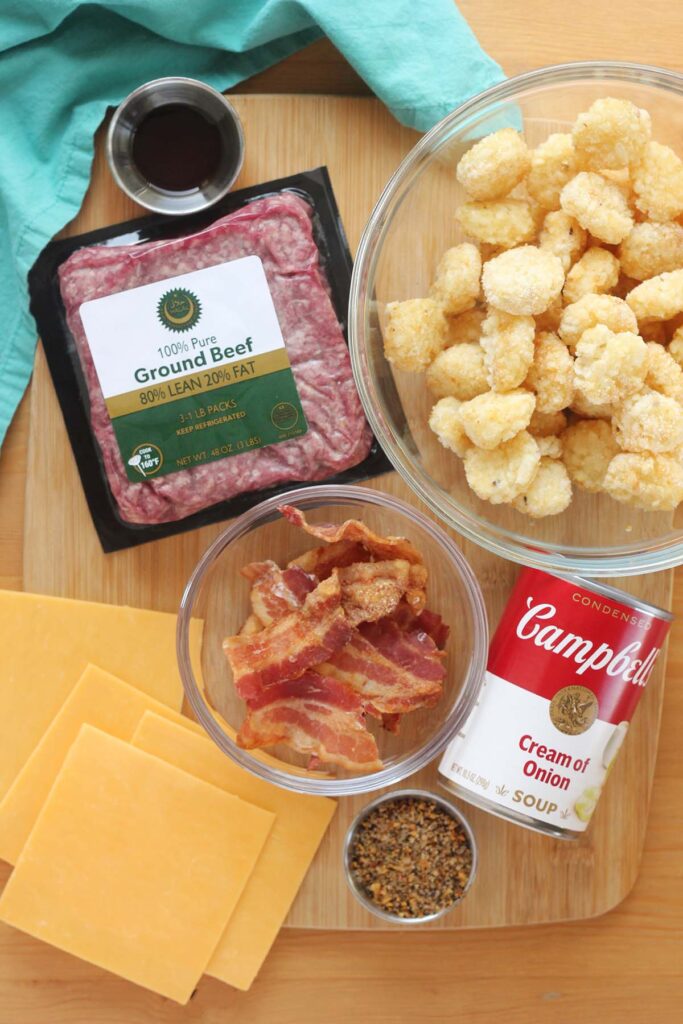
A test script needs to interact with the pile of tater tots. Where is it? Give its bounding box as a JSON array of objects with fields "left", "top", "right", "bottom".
[{"left": 384, "top": 97, "right": 683, "bottom": 516}]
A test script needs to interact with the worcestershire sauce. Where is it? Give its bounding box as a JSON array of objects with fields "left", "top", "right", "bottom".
[{"left": 132, "top": 104, "right": 222, "bottom": 192}]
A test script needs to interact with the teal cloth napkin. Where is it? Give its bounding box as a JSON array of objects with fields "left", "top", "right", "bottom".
[{"left": 0, "top": 0, "right": 504, "bottom": 447}]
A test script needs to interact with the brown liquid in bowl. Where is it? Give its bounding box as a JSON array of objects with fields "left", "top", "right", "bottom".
[{"left": 132, "top": 103, "right": 222, "bottom": 192}]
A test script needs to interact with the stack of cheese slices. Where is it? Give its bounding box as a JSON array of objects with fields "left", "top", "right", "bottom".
[{"left": 0, "top": 590, "right": 335, "bottom": 1004}]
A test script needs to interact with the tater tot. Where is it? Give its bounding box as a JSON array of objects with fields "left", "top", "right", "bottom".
[
  {"left": 539, "top": 210, "right": 587, "bottom": 272},
  {"left": 425, "top": 342, "right": 488, "bottom": 400},
  {"left": 668, "top": 327, "right": 683, "bottom": 368},
  {"left": 428, "top": 397, "right": 471, "bottom": 457},
  {"left": 456, "top": 200, "right": 536, "bottom": 250},
  {"left": 429, "top": 244, "right": 481, "bottom": 316},
  {"left": 480, "top": 310, "right": 535, "bottom": 391},
  {"left": 645, "top": 342, "right": 683, "bottom": 401},
  {"left": 618, "top": 222, "right": 683, "bottom": 281},
  {"left": 572, "top": 97, "right": 651, "bottom": 170},
  {"left": 574, "top": 325, "right": 648, "bottom": 406},
  {"left": 560, "top": 172, "right": 633, "bottom": 244},
  {"left": 604, "top": 452, "right": 683, "bottom": 510},
  {"left": 528, "top": 408, "right": 568, "bottom": 436},
  {"left": 626, "top": 269, "right": 683, "bottom": 322},
  {"left": 458, "top": 388, "right": 535, "bottom": 450},
  {"left": 526, "top": 133, "right": 578, "bottom": 211},
  {"left": 536, "top": 436, "right": 562, "bottom": 459},
  {"left": 632, "top": 142, "right": 683, "bottom": 222},
  {"left": 562, "top": 246, "right": 620, "bottom": 304},
  {"left": 456, "top": 128, "right": 531, "bottom": 201},
  {"left": 525, "top": 331, "right": 574, "bottom": 413},
  {"left": 562, "top": 419, "right": 619, "bottom": 492},
  {"left": 384, "top": 298, "right": 447, "bottom": 372},
  {"left": 445, "top": 308, "right": 485, "bottom": 346},
  {"left": 464, "top": 430, "right": 541, "bottom": 504},
  {"left": 570, "top": 392, "right": 615, "bottom": 419},
  {"left": 523, "top": 195, "right": 547, "bottom": 233},
  {"left": 600, "top": 167, "right": 633, "bottom": 196},
  {"left": 614, "top": 390, "right": 683, "bottom": 453},
  {"left": 558, "top": 293, "right": 638, "bottom": 351},
  {"left": 482, "top": 245, "right": 564, "bottom": 316},
  {"left": 385, "top": 105, "right": 683, "bottom": 516},
  {"left": 512, "top": 457, "right": 572, "bottom": 517}
]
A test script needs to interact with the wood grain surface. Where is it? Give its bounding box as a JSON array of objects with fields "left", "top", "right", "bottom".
[
  {"left": 1, "top": 5, "right": 683, "bottom": 1020},
  {"left": 19, "top": 93, "right": 672, "bottom": 937}
]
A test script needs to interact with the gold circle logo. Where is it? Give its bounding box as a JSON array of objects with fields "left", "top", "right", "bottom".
[
  {"left": 549, "top": 685, "right": 599, "bottom": 736},
  {"left": 157, "top": 288, "right": 201, "bottom": 332}
]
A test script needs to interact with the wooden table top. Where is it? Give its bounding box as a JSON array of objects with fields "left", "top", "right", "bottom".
[{"left": 1, "top": 3, "right": 682, "bottom": 1020}]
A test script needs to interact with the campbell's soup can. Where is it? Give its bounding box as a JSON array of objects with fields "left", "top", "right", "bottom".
[{"left": 439, "top": 568, "right": 672, "bottom": 839}]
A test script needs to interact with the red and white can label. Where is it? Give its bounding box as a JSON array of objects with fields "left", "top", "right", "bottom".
[{"left": 439, "top": 569, "right": 671, "bottom": 833}]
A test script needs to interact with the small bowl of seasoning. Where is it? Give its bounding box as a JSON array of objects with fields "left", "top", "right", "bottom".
[
  {"left": 344, "top": 789, "right": 477, "bottom": 924},
  {"left": 106, "top": 77, "right": 244, "bottom": 215}
]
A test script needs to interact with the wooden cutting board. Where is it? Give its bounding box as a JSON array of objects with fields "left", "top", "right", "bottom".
[{"left": 21, "top": 95, "right": 672, "bottom": 933}]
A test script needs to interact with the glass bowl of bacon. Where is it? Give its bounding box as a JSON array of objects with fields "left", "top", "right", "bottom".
[{"left": 177, "top": 484, "right": 488, "bottom": 795}]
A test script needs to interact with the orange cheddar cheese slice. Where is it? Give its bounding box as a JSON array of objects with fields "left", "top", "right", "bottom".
[
  {"left": 0, "top": 589, "right": 203, "bottom": 798},
  {"left": 0, "top": 726, "right": 273, "bottom": 1004},
  {"left": 0, "top": 664, "right": 201, "bottom": 865},
  {"left": 131, "top": 710, "right": 336, "bottom": 991}
]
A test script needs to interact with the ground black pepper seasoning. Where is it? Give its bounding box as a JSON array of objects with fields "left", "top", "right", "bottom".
[{"left": 348, "top": 795, "right": 474, "bottom": 919}]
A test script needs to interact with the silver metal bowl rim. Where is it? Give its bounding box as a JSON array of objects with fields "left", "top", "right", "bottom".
[
  {"left": 349, "top": 60, "right": 683, "bottom": 577},
  {"left": 105, "top": 76, "right": 245, "bottom": 216},
  {"left": 343, "top": 787, "right": 479, "bottom": 925}
]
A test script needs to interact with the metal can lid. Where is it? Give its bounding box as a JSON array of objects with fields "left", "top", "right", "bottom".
[{"left": 543, "top": 569, "right": 673, "bottom": 623}]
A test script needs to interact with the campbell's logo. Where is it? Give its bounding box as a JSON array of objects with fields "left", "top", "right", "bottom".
[
  {"left": 486, "top": 569, "right": 671, "bottom": 727},
  {"left": 515, "top": 597, "right": 660, "bottom": 688}
]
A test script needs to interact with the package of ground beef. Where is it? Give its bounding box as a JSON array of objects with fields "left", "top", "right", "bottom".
[{"left": 29, "top": 169, "right": 389, "bottom": 551}]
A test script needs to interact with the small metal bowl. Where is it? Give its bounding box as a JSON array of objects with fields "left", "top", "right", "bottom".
[
  {"left": 343, "top": 788, "right": 478, "bottom": 925},
  {"left": 106, "top": 77, "right": 244, "bottom": 216}
]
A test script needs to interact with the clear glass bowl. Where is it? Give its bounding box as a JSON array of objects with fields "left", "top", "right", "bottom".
[
  {"left": 177, "top": 485, "right": 488, "bottom": 796},
  {"left": 350, "top": 61, "right": 683, "bottom": 577}
]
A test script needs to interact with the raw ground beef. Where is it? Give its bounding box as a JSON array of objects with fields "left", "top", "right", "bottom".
[{"left": 58, "top": 193, "right": 372, "bottom": 524}]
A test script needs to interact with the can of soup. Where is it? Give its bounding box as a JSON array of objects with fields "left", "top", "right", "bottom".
[{"left": 438, "top": 568, "right": 672, "bottom": 839}]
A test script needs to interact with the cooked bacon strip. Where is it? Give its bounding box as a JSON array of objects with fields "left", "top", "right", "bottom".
[
  {"left": 415, "top": 608, "right": 450, "bottom": 649},
  {"left": 362, "top": 617, "right": 446, "bottom": 672},
  {"left": 224, "top": 574, "right": 352, "bottom": 702},
  {"left": 288, "top": 539, "right": 369, "bottom": 579},
  {"left": 236, "top": 672, "right": 382, "bottom": 772},
  {"left": 240, "top": 614, "right": 263, "bottom": 637},
  {"left": 241, "top": 560, "right": 278, "bottom": 582},
  {"left": 229, "top": 511, "right": 448, "bottom": 772},
  {"left": 336, "top": 559, "right": 410, "bottom": 626},
  {"left": 405, "top": 563, "right": 428, "bottom": 612},
  {"left": 390, "top": 602, "right": 451, "bottom": 649},
  {"left": 316, "top": 616, "right": 445, "bottom": 717},
  {"left": 243, "top": 557, "right": 414, "bottom": 631},
  {"left": 241, "top": 559, "right": 317, "bottom": 626},
  {"left": 381, "top": 713, "right": 401, "bottom": 734},
  {"left": 279, "top": 505, "right": 424, "bottom": 565}
]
